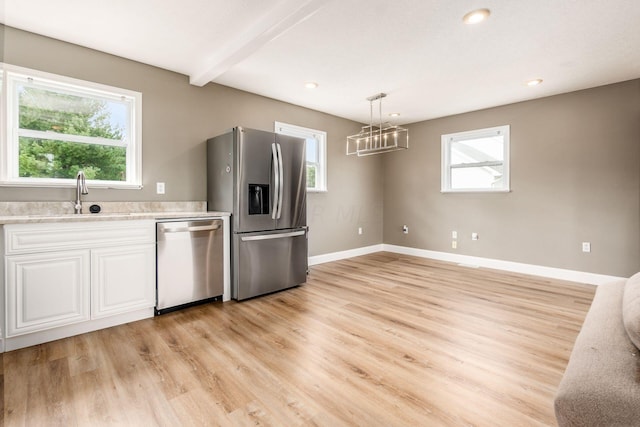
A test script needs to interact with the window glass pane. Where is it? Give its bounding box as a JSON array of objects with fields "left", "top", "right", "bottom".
[
  {"left": 275, "top": 121, "right": 326, "bottom": 192},
  {"left": 19, "top": 136, "right": 127, "bottom": 181},
  {"left": 306, "top": 137, "right": 318, "bottom": 163},
  {"left": 442, "top": 125, "right": 509, "bottom": 192},
  {"left": 306, "top": 164, "right": 317, "bottom": 189},
  {"left": 18, "top": 84, "right": 126, "bottom": 141},
  {"left": 2, "top": 66, "right": 141, "bottom": 187},
  {"left": 451, "top": 165, "right": 503, "bottom": 189},
  {"left": 451, "top": 135, "right": 503, "bottom": 165}
]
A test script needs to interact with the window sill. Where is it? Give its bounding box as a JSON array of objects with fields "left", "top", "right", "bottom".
[
  {"left": 0, "top": 180, "right": 143, "bottom": 190},
  {"left": 307, "top": 188, "right": 328, "bottom": 193}
]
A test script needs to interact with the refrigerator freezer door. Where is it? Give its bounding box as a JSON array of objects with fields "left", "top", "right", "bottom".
[
  {"left": 234, "top": 228, "right": 308, "bottom": 300},
  {"left": 236, "top": 128, "right": 277, "bottom": 233},
  {"left": 275, "top": 133, "right": 307, "bottom": 229}
]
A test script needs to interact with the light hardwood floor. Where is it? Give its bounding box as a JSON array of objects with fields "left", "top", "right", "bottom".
[{"left": 1, "top": 252, "right": 595, "bottom": 426}]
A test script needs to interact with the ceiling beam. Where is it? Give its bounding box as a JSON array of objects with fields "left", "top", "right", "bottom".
[{"left": 189, "top": 0, "right": 331, "bottom": 87}]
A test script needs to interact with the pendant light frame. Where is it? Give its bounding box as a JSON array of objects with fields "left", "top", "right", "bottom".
[{"left": 347, "top": 93, "right": 409, "bottom": 156}]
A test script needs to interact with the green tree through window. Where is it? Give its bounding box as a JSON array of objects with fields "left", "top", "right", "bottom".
[{"left": 18, "top": 86, "right": 127, "bottom": 180}]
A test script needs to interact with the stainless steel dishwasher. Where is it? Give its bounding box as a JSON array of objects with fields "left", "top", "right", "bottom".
[{"left": 156, "top": 218, "right": 224, "bottom": 314}]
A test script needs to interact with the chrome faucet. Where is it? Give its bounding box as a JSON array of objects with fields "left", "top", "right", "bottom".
[{"left": 74, "top": 170, "right": 89, "bottom": 214}]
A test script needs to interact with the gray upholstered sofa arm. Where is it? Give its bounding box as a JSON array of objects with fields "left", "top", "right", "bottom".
[{"left": 554, "top": 280, "right": 640, "bottom": 426}]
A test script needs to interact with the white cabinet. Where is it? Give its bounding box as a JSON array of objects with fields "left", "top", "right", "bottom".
[
  {"left": 91, "top": 245, "right": 155, "bottom": 318},
  {"left": 6, "top": 250, "right": 90, "bottom": 336},
  {"left": 2, "top": 220, "right": 156, "bottom": 350}
]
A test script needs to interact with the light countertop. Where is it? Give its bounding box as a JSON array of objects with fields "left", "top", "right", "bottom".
[{"left": 0, "top": 211, "right": 230, "bottom": 225}]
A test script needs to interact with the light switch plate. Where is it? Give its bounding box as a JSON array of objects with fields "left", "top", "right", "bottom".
[{"left": 156, "top": 182, "right": 165, "bottom": 194}]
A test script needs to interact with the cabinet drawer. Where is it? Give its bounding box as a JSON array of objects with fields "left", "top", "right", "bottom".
[{"left": 4, "top": 220, "right": 155, "bottom": 254}]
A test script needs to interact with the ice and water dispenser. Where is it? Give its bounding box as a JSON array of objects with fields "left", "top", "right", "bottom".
[{"left": 248, "top": 184, "right": 270, "bottom": 215}]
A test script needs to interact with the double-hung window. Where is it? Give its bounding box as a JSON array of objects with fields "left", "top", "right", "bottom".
[
  {"left": 1, "top": 64, "right": 142, "bottom": 188},
  {"left": 275, "top": 121, "right": 327, "bottom": 192},
  {"left": 441, "top": 125, "right": 510, "bottom": 192}
]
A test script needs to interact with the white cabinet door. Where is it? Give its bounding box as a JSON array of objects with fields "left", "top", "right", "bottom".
[
  {"left": 6, "top": 251, "right": 90, "bottom": 337},
  {"left": 91, "top": 244, "right": 155, "bottom": 319}
]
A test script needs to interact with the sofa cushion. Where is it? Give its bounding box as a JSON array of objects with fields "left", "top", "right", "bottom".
[
  {"left": 554, "top": 280, "right": 640, "bottom": 426},
  {"left": 622, "top": 272, "right": 640, "bottom": 349}
]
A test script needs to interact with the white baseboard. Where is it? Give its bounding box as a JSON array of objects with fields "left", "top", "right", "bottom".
[
  {"left": 308, "top": 244, "right": 383, "bottom": 266},
  {"left": 382, "top": 244, "right": 624, "bottom": 286},
  {"left": 308, "top": 244, "right": 625, "bottom": 286}
]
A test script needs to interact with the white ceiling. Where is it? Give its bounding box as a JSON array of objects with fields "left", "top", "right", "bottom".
[{"left": 2, "top": 0, "right": 639, "bottom": 125}]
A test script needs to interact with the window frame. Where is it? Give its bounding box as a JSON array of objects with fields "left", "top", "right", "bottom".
[
  {"left": 275, "top": 121, "right": 327, "bottom": 192},
  {"left": 0, "top": 63, "right": 143, "bottom": 189},
  {"left": 441, "top": 125, "right": 510, "bottom": 193}
]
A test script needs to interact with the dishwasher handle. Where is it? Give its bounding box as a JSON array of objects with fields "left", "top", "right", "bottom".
[{"left": 160, "top": 224, "right": 221, "bottom": 233}]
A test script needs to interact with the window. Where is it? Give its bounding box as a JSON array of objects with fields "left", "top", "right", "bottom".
[
  {"left": 441, "top": 125, "right": 510, "bottom": 192},
  {"left": 275, "top": 121, "right": 327, "bottom": 192},
  {"left": 0, "top": 64, "right": 142, "bottom": 188}
]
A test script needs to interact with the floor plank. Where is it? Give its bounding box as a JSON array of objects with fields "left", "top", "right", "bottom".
[{"left": 2, "top": 252, "right": 595, "bottom": 426}]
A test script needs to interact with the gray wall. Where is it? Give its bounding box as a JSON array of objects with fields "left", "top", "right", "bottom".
[
  {"left": 4, "top": 26, "right": 639, "bottom": 276},
  {"left": 384, "top": 80, "right": 640, "bottom": 277},
  {"left": 1, "top": 26, "right": 384, "bottom": 256},
  {"left": 0, "top": 25, "right": 4, "bottom": 62}
]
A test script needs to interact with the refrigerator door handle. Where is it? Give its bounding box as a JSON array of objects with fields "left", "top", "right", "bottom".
[
  {"left": 240, "top": 230, "right": 306, "bottom": 241},
  {"left": 276, "top": 142, "right": 284, "bottom": 219},
  {"left": 271, "top": 142, "right": 279, "bottom": 220}
]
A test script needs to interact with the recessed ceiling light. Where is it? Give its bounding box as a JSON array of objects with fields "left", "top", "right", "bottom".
[
  {"left": 389, "top": 112, "right": 400, "bottom": 117},
  {"left": 304, "top": 82, "right": 318, "bottom": 89},
  {"left": 463, "top": 8, "right": 490, "bottom": 24},
  {"left": 526, "top": 79, "right": 543, "bottom": 86}
]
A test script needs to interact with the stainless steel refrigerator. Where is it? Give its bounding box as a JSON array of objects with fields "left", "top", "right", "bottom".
[{"left": 207, "top": 126, "right": 308, "bottom": 300}]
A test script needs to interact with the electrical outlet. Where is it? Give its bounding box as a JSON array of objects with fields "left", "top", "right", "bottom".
[
  {"left": 358, "top": 227, "right": 363, "bottom": 235},
  {"left": 452, "top": 240, "right": 457, "bottom": 249},
  {"left": 471, "top": 232, "right": 479, "bottom": 241},
  {"left": 156, "top": 182, "right": 165, "bottom": 194},
  {"left": 403, "top": 225, "right": 409, "bottom": 234},
  {"left": 452, "top": 230, "right": 457, "bottom": 239},
  {"left": 582, "top": 242, "right": 591, "bottom": 253}
]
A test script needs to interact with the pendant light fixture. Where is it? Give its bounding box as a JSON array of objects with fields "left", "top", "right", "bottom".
[{"left": 346, "top": 93, "right": 408, "bottom": 156}]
